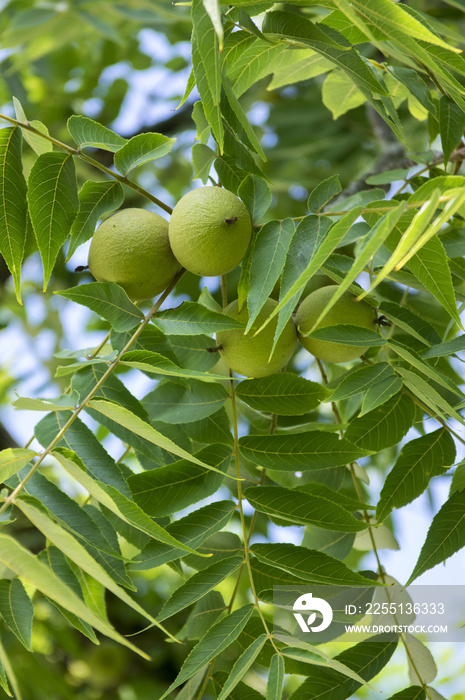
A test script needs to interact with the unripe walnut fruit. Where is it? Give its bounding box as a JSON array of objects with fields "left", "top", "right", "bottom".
[
  {"left": 217, "top": 298, "right": 297, "bottom": 378},
  {"left": 168, "top": 187, "right": 252, "bottom": 276},
  {"left": 88, "top": 208, "right": 179, "bottom": 301},
  {"left": 295, "top": 285, "right": 375, "bottom": 363}
]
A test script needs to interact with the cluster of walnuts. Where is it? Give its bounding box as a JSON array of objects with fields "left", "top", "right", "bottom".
[{"left": 87, "top": 186, "right": 375, "bottom": 377}]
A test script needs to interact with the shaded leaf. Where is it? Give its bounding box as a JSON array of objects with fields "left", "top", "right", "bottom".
[
  {"left": 143, "top": 378, "right": 228, "bottom": 425},
  {"left": 377, "top": 429, "right": 456, "bottom": 522},
  {"left": 131, "top": 501, "right": 236, "bottom": 570},
  {"left": 407, "top": 489, "right": 465, "bottom": 583},
  {"left": 158, "top": 555, "right": 243, "bottom": 623},
  {"left": 160, "top": 605, "right": 254, "bottom": 699},
  {"left": 267, "top": 653, "right": 285, "bottom": 700},
  {"left": 251, "top": 543, "right": 380, "bottom": 586},
  {"left": 288, "top": 633, "right": 398, "bottom": 700},
  {"left": 439, "top": 95, "right": 465, "bottom": 165},
  {"left": 0, "top": 579, "right": 33, "bottom": 651},
  {"left": 344, "top": 392, "right": 416, "bottom": 453},
  {"left": 0, "top": 534, "right": 148, "bottom": 658},
  {"left": 128, "top": 443, "right": 231, "bottom": 517},
  {"left": 236, "top": 373, "right": 328, "bottom": 415},
  {"left": 239, "top": 431, "right": 370, "bottom": 471},
  {"left": 67, "top": 180, "right": 124, "bottom": 259}
]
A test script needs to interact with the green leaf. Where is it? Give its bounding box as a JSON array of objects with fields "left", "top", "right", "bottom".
[
  {"left": 13, "top": 97, "right": 52, "bottom": 155},
  {"left": 388, "top": 340, "right": 464, "bottom": 401},
  {"left": 27, "top": 152, "right": 78, "bottom": 290},
  {"left": 192, "top": 0, "right": 223, "bottom": 149},
  {"left": 216, "top": 636, "right": 268, "bottom": 699},
  {"left": 379, "top": 301, "right": 440, "bottom": 346},
  {"left": 152, "top": 301, "right": 245, "bottom": 335},
  {"left": 296, "top": 481, "right": 373, "bottom": 512},
  {"left": 0, "top": 579, "right": 33, "bottom": 651},
  {"left": 377, "top": 429, "right": 456, "bottom": 522},
  {"left": 67, "top": 180, "right": 124, "bottom": 260},
  {"left": 0, "top": 534, "right": 149, "bottom": 658},
  {"left": 86, "top": 398, "right": 230, "bottom": 474},
  {"left": 244, "top": 485, "right": 369, "bottom": 532},
  {"left": 267, "top": 653, "right": 285, "bottom": 700},
  {"left": 271, "top": 216, "right": 333, "bottom": 351},
  {"left": 56, "top": 282, "right": 144, "bottom": 331},
  {"left": 192, "top": 143, "right": 217, "bottom": 183},
  {"left": 236, "top": 373, "right": 328, "bottom": 415},
  {"left": 238, "top": 175, "right": 272, "bottom": 223},
  {"left": 407, "top": 489, "right": 465, "bottom": 584},
  {"left": 0, "top": 127, "right": 28, "bottom": 303},
  {"left": 142, "top": 379, "right": 228, "bottom": 423},
  {"left": 158, "top": 555, "right": 243, "bottom": 623},
  {"left": 51, "top": 448, "right": 212, "bottom": 558},
  {"left": 398, "top": 367, "right": 464, "bottom": 425},
  {"left": 239, "top": 431, "right": 370, "bottom": 471},
  {"left": 67, "top": 115, "right": 127, "bottom": 152},
  {"left": 288, "top": 633, "right": 398, "bottom": 700},
  {"left": 35, "top": 412, "right": 130, "bottom": 495},
  {"left": 422, "top": 334, "right": 465, "bottom": 358},
  {"left": 439, "top": 96, "right": 465, "bottom": 165},
  {"left": 15, "top": 494, "right": 179, "bottom": 636},
  {"left": 246, "top": 219, "right": 295, "bottom": 331},
  {"left": 256, "top": 208, "right": 363, "bottom": 334},
  {"left": 186, "top": 409, "right": 233, "bottom": 447},
  {"left": 0, "top": 448, "right": 36, "bottom": 482},
  {"left": 113, "top": 132, "right": 176, "bottom": 175},
  {"left": 359, "top": 375, "right": 403, "bottom": 416},
  {"left": 251, "top": 543, "right": 379, "bottom": 586},
  {"left": 128, "top": 443, "right": 231, "bottom": 516},
  {"left": 307, "top": 175, "right": 342, "bottom": 214},
  {"left": 329, "top": 363, "right": 396, "bottom": 402},
  {"left": 131, "top": 501, "right": 236, "bottom": 570},
  {"left": 160, "top": 605, "right": 254, "bottom": 699},
  {"left": 306, "top": 324, "right": 385, "bottom": 347},
  {"left": 8, "top": 468, "right": 121, "bottom": 559},
  {"left": 120, "top": 350, "right": 228, "bottom": 382},
  {"left": 344, "top": 392, "right": 416, "bottom": 453}
]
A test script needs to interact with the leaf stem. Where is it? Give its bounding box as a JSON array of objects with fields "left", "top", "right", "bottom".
[
  {"left": 316, "top": 358, "right": 433, "bottom": 697},
  {"left": 0, "top": 113, "right": 173, "bottom": 215},
  {"left": 229, "top": 374, "right": 280, "bottom": 654},
  {"left": 0, "top": 269, "right": 186, "bottom": 516}
]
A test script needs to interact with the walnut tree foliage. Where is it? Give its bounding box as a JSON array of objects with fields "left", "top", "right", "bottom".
[{"left": 0, "top": 0, "right": 465, "bottom": 698}]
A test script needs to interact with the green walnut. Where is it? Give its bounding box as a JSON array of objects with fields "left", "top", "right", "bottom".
[
  {"left": 217, "top": 298, "right": 297, "bottom": 378},
  {"left": 295, "top": 285, "right": 375, "bottom": 363},
  {"left": 168, "top": 187, "right": 252, "bottom": 276},
  {"left": 88, "top": 208, "right": 179, "bottom": 301}
]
